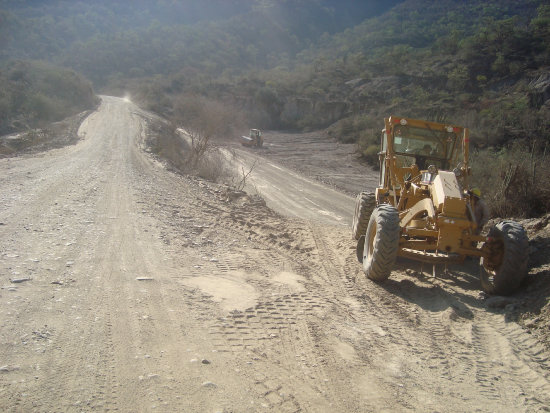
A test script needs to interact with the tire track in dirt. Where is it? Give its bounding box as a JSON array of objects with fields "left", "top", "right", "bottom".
[
  {"left": 118, "top": 126, "right": 329, "bottom": 410},
  {"left": 135, "top": 171, "right": 346, "bottom": 409},
  {"left": 209, "top": 296, "right": 330, "bottom": 411},
  {"left": 0, "top": 208, "right": 114, "bottom": 411},
  {"left": 301, "top": 223, "right": 550, "bottom": 412},
  {"left": 96, "top": 125, "right": 225, "bottom": 411},
  {"left": 472, "top": 317, "right": 550, "bottom": 411},
  {"left": 0, "top": 146, "right": 119, "bottom": 411},
  {"left": 31, "top": 121, "right": 140, "bottom": 411},
  {"left": 152, "top": 175, "right": 434, "bottom": 410},
  {"left": 305, "top": 224, "right": 419, "bottom": 410},
  {"left": 200, "top": 248, "right": 335, "bottom": 409}
]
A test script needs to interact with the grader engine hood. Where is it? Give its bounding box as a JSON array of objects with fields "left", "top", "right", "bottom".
[
  {"left": 429, "top": 170, "right": 471, "bottom": 254},
  {"left": 431, "top": 171, "right": 466, "bottom": 217}
]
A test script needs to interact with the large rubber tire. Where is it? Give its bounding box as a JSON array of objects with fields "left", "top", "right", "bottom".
[
  {"left": 363, "top": 204, "right": 400, "bottom": 281},
  {"left": 352, "top": 192, "right": 376, "bottom": 240},
  {"left": 480, "top": 220, "right": 528, "bottom": 295}
]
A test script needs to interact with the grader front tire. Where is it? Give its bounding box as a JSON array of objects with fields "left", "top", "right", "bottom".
[{"left": 363, "top": 204, "right": 400, "bottom": 281}]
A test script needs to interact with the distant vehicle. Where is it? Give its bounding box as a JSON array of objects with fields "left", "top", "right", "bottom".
[
  {"left": 352, "top": 116, "right": 528, "bottom": 295},
  {"left": 240, "top": 129, "right": 263, "bottom": 148}
]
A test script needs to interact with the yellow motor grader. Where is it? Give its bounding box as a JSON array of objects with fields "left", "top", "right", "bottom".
[
  {"left": 352, "top": 116, "right": 528, "bottom": 295},
  {"left": 240, "top": 128, "right": 263, "bottom": 148}
]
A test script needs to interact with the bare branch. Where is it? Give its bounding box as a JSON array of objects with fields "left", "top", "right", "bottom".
[{"left": 236, "top": 159, "right": 257, "bottom": 191}]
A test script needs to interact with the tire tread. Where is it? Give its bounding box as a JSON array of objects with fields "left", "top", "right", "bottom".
[
  {"left": 363, "top": 204, "right": 400, "bottom": 281},
  {"left": 352, "top": 192, "right": 376, "bottom": 240},
  {"left": 480, "top": 220, "right": 528, "bottom": 295}
]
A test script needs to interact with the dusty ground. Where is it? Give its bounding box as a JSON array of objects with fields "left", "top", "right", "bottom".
[
  {"left": 0, "top": 111, "right": 93, "bottom": 158},
  {"left": 237, "top": 130, "right": 379, "bottom": 196},
  {"left": 1, "top": 96, "right": 549, "bottom": 412}
]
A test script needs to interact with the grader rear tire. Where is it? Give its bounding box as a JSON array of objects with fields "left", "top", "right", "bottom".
[
  {"left": 352, "top": 192, "right": 376, "bottom": 240},
  {"left": 480, "top": 220, "right": 528, "bottom": 295},
  {"left": 363, "top": 204, "right": 400, "bottom": 281}
]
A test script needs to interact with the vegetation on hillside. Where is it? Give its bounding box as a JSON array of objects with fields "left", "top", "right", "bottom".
[
  {"left": 0, "top": 60, "right": 98, "bottom": 135},
  {"left": 319, "top": 1, "right": 550, "bottom": 148},
  {"left": 1, "top": 0, "right": 549, "bottom": 215},
  {"left": 0, "top": 1, "right": 400, "bottom": 85}
]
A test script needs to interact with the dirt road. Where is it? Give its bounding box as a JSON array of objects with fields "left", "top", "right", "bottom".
[
  {"left": 222, "top": 147, "right": 355, "bottom": 225},
  {"left": 1, "top": 97, "right": 549, "bottom": 412}
]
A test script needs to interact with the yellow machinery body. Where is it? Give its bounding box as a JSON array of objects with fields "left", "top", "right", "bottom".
[
  {"left": 355, "top": 116, "right": 529, "bottom": 295},
  {"left": 376, "top": 116, "right": 486, "bottom": 263},
  {"left": 240, "top": 129, "right": 263, "bottom": 148}
]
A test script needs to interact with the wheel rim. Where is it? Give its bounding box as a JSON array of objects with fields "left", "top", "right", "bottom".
[
  {"left": 483, "top": 237, "right": 504, "bottom": 273},
  {"left": 364, "top": 221, "right": 377, "bottom": 265},
  {"left": 481, "top": 235, "right": 505, "bottom": 289}
]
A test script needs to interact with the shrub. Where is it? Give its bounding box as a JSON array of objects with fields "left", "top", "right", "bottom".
[
  {"left": 24, "top": 93, "right": 56, "bottom": 121},
  {"left": 362, "top": 144, "right": 380, "bottom": 168},
  {"left": 196, "top": 151, "right": 233, "bottom": 183},
  {"left": 470, "top": 140, "right": 550, "bottom": 218},
  {"left": 0, "top": 60, "right": 97, "bottom": 134}
]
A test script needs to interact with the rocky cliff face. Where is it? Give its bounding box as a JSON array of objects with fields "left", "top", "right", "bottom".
[
  {"left": 279, "top": 98, "right": 349, "bottom": 128},
  {"left": 236, "top": 96, "right": 350, "bottom": 130}
]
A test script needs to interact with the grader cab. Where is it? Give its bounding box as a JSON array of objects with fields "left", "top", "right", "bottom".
[{"left": 352, "top": 117, "right": 528, "bottom": 295}]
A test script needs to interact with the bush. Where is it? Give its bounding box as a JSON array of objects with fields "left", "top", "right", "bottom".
[
  {"left": 25, "top": 93, "right": 57, "bottom": 121},
  {"left": 362, "top": 144, "right": 380, "bottom": 168},
  {"left": 470, "top": 140, "right": 550, "bottom": 218},
  {"left": 0, "top": 60, "right": 98, "bottom": 134},
  {"left": 147, "top": 122, "right": 187, "bottom": 171},
  {"left": 196, "top": 151, "right": 233, "bottom": 182},
  {"left": 142, "top": 93, "right": 246, "bottom": 183},
  {"left": 328, "top": 114, "right": 378, "bottom": 145}
]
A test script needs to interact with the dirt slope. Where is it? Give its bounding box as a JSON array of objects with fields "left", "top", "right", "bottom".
[{"left": 1, "top": 97, "right": 549, "bottom": 412}]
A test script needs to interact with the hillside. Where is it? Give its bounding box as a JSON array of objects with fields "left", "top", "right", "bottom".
[
  {"left": 0, "top": 60, "right": 98, "bottom": 135},
  {"left": 0, "top": 0, "right": 549, "bottom": 216},
  {"left": 0, "top": 0, "right": 402, "bottom": 85},
  {"left": 126, "top": 1, "right": 550, "bottom": 219},
  {"left": 3, "top": 1, "right": 548, "bottom": 136},
  {"left": 0, "top": 0, "right": 402, "bottom": 134}
]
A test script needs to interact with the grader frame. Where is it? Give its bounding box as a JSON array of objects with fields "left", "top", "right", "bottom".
[{"left": 352, "top": 116, "right": 528, "bottom": 295}]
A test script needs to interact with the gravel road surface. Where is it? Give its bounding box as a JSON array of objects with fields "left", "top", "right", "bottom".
[{"left": 1, "top": 96, "right": 549, "bottom": 412}]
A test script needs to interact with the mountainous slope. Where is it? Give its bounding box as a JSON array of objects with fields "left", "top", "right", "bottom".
[
  {"left": 1, "top": 0, "right": 549, "bottom": 215},
  {"left": 0, "top": 60, "right": 98, "bottom": 135},
  {"left": 0, "top": 0, "right": 403, "bottom": 85}
]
